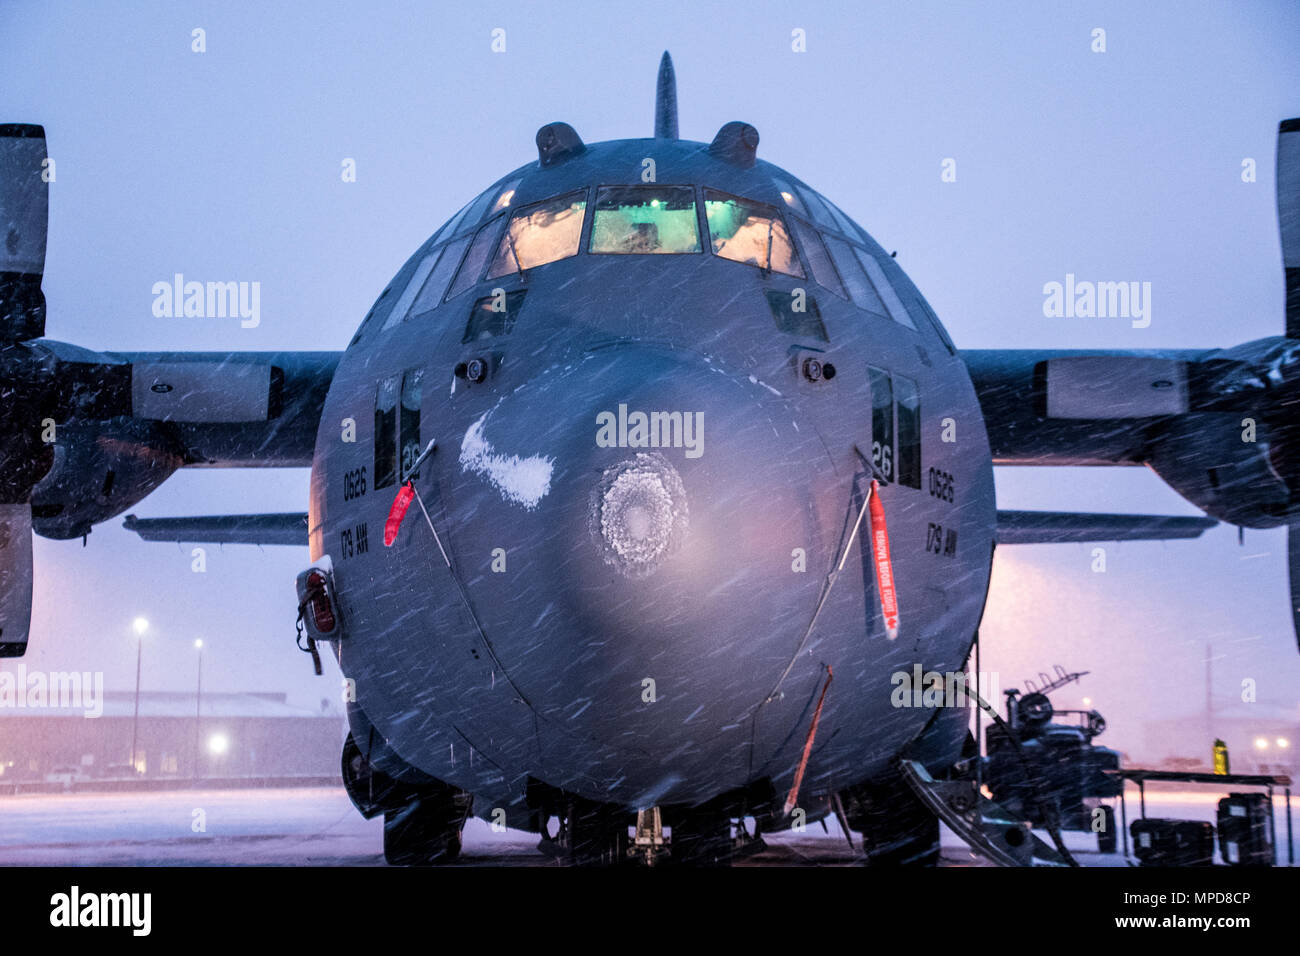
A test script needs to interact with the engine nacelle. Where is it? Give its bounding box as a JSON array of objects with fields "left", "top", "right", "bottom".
[
  {"left": 29, "top": 419, "right": 184, "bottom": 539},
  {"left": 1146, "top": 337, "right": 1299, "bottom": 529},
  {"left": 1147, "top": 413, "right": 1292, "bottom": 528}
]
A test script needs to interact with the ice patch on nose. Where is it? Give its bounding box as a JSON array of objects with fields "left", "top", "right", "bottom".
[
  {"left": 459, "top": 412, "right": 554, "bottom": 510},
  {"left": 591, "top": 453, "right": 688, "bottom": 578}
]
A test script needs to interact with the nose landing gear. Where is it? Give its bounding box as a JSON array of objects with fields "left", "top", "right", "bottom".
[
  {"left": 535, "top": 796, "right": 631, "bottom": 866},
  {"left": 383, "top": 788, "right": 474, "bottom": 866},
  {"left": 341, "top": 732, "right": 473, "bottom": 865}
]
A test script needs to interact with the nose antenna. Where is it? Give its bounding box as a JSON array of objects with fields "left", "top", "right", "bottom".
[{"left": 654, "top": 51, "right": 678, "bottom": 139}]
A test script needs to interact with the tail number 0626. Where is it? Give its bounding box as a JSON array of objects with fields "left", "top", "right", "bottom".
[{"left": 928, "top": 467, "right": 954, "bottom": 503}]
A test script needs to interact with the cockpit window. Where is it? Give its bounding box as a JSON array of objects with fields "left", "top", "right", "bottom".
[
  {"left": 490, "top": 178, "right": 522, "bottom": 216},
  {"left": 445, "top": 217, "right": 505, "bottom": 301},
  {"left": 773, "top": 179, "right": 808, "bottom": 218},
  {"left": 824, "top": 199, "right": 858, "bottom": 237},
  {"left": 408, "top": 236, "right": 469, "bottom": 319},
  {"left": 823, "top": 234, "right": 887, "bottom": 315},
  {"left": 765, "top": 289, "right": 828, "bottom": 341},
  {"left": 463, "top": 290, "right": 525, "bottom": 343},
  {"left": 458, "top": 187, "right": 499, "bottom": 235},
  {"left": 381, "top": 249, "right": 441, "bottom": 332},
  {"left": 789, "top": 218, "right": 845, "bottom": 298},
  {"left": 877, "top": 255, "right": 955, "bottom": 351},
  {"left": 795, "top": 185, "right": 837, "bottom": 231},
  {"left": 486, "top": 190, "right": 587, "bottom": 279},
  {"left": 589, "top": 186, "right": 700, "bottom": 254},
  {"left": 431, "top": 201, "right": 472, "bottom": 245},
  {"left": 854, "top": 248, "right": 917, "bottom": 330},
  {"left": 703, "top": 189, "right": 803, "bottom": 277}
]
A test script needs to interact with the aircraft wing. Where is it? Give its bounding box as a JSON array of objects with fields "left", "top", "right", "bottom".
[
  {"left": 109, "top": 349, "right": 341, "bottom": 467},
  {"left": 964, "top": 343, "right": 1298, "bottom": 650},
  {"left": 961, "top": 349, "right": 1208, "bottom": 467},
  {"left": 122, "top": 512, "right": 309, "bottom": 546},
  {"left": 995, "top": 510, "right": 1216, "bottom": 545}
]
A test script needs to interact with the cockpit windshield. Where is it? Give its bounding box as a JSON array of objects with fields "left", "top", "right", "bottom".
[
  {"left": 703, "top": 189, "right": 803, "bottom": 278},
  {"left": 589, "top": 186, "right": 701, "bottom": 254},
  {"left": 487, "top": 190, "right": 587, "bottom": 279}
]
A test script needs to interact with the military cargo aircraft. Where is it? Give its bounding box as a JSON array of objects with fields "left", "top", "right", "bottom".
[{"left": 1, "top": 53, "right": 1295, "bottom": 865}]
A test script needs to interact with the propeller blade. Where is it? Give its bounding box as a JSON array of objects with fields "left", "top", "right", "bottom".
[
  {"left": 0, "top": 124, "right": 48, "bottom": 344},
  {"left": 1290, "top": 523, "right": 1300, "bottom": 653},
  {"left": 1278, "top": 118, "right": 1300, "bottom": 339},
  {"left": 0, "top": 502, "right": 33, "bottom": 657}
]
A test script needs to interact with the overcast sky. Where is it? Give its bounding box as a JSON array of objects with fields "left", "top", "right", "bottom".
[{"left": 2, "top": 1, "right": 1298, "bottom": 762}]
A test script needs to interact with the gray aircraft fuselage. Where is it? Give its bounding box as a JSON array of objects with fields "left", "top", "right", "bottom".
[{"left": 310, "top": 134, "right": 995, "bottom": 815}]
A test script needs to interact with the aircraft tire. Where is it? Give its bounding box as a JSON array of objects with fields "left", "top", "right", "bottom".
[
  {"left": 541, "top": 800, "right": 631, "bottom": 866},
  {"left": 382, "top": 788, "right": 471, "bottom": 866},
  {"left": 668, "top": 808, "right": 734, "bottom": 867},
  {"left": 853, "top": 775, "right": 941, "bottom": 867}
]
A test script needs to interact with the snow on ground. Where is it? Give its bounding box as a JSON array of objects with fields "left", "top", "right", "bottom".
[{"left": 0, "top": 786, "right": 1290, "bottom": 866}]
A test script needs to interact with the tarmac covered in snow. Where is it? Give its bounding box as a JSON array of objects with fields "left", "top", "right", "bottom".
[{"left": 0, "top": 785, "right": 1291, "bottom": 866}]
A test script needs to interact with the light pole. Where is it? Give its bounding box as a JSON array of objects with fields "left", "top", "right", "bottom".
[
  {"left": 193, "top": 639, "right": 203, "bottom": 779},
  {"left": 129, "top": 617, "right": 148, "bottom": 774}
]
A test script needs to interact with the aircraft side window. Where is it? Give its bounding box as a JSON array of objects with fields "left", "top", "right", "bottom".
[
  {"left": 764, "top": 289, "right": 827, "bottom": 341},
  {"left": 703, "top": 189, "right": 803, "bottom": 277},
  {"left": 352, "top": 290, "right": 389, "bottom": 346},
  {"left": 879, "top": 257, "right": 958, "bottom": 354},
  {"left": 589, "top": 186, "right": 700, "bottom": 254},
  {"left": 431, "top": 198, "right": 474, "bottom": 245},
  {"left": 822, "top": 234, "right": 887, "bottom": 315},
  {"left": 790, "top": 218, "right": 846, "bottom": 299},
  {"left": 824, "top": 199, "right": 858, "bottom": 237},
  {"left": 854, "top": 249, "right": 918, "bottom": 330},
  {"left": 463, "top": 290, "right": 525, "bottom": 344},
  {"left": 486, "top": 189, "right": 587, "bottom": 279},
  {"left": 914, "top": 297, "right": 957, "bottom": 355},
  {"left": 382, "top": 248, "right": 444, "bottom": 332},
  {"left": 458, "top": 186, "right": 500, "bottom": 235},
  {"left": 353, "top": 242, "right": 434, "bottom": 344},
  {"left": 374, "top": 375, "right": 399, "bottom": 491},
  {"left": 446, "top": 216, "right": 506, "bottom": 301},
  {"left": 399, "top": 369, "right": 423, "bottom": 481},
  {"left": 794, "top": 184, "right": 837, "bottom": 230},
  {"left": 895, "top": 375, "right": 921, "bottom": 489},
  {"left": 868, "top": 366, "right": 894, "bottom": 483},
  {"left": 408, "top": 237, "right": 470, "bottom": 320}
]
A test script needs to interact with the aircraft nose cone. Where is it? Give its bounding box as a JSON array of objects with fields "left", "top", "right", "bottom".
[
  {"left": 445, "top": 344, "right": 831, "bottom": 805},
  {"left": 590, "top": 451, "right": 689, "bottom": 579}
]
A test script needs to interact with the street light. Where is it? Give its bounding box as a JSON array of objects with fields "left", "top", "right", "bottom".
[
  {"left": 129, "top": 618, "right": 148, "bottom": 775},
  {"left": 193, "top": 639, "right": 203, "bottom": 780}
]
